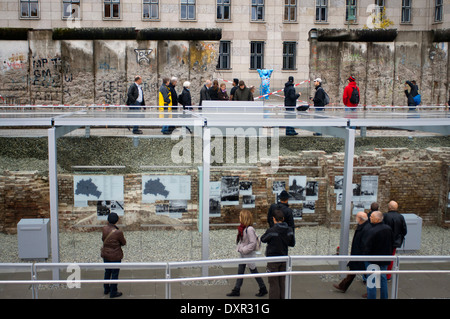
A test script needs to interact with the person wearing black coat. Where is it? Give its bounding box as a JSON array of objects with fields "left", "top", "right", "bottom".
[
  {"left": 261, "top": 209, "right": 296, "bottom": 299},
  {"left": 284, "top": 76, "right": 300, "bottom": 136},
  {"left": 404, "top": 80, "right": 419, "bottom": 110},
  {"left": 267, "top": 190, "right": 295, "bottom": 231},
  {"left": 333, "top": 211, "right": 371, "bottom": 293},
  {"left": 383, "top": 200, "right": 407, "bottom": 280},
  {"left": 363, "top": 211, "right": 394, "bottom": 299},
  {"left": 126, "top": 75, "right": 145, "bottom": 135},
  {"left": 178, "top": 81, "right": 192, "bottom": 110}
]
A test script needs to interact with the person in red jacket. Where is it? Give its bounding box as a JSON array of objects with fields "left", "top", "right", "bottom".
[{"left": 343, "top": 76, "right": 360, "bottom": 108}]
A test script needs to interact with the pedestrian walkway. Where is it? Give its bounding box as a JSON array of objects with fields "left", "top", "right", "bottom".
[{"left": 1, "top": 262, "right": 449, "bottom": 299}]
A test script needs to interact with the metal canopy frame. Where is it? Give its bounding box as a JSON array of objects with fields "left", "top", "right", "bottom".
[{"left": 0, "top": 106, "right": 449, "bottom": 279}]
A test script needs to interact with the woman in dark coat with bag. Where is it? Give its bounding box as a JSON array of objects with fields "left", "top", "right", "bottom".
[{"left": 101, "top": 212, "right": 126, "bottom": 298}]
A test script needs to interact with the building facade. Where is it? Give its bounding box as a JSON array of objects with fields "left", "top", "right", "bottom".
[{"left": 0, "top": 0, "right": 449, "bottom": 103}]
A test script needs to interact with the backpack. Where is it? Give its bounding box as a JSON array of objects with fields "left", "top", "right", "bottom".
[
  {"left": 413, "top": 94, "right": 421, "bottom": 106},
  {"left": 319, "top": 87, "right": 330, "bottom": 106},
  {"left": 349, "top": 87, "right": 360, "bottom": 104}
]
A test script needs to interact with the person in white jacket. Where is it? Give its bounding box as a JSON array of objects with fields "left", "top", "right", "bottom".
[{"left": 226, "top": 210, "right": 268, "bottom": 297}]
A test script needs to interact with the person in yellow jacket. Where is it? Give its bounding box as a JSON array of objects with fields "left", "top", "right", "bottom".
[{"left": 158, "top": 77, "right": 172, "bottom": 127}]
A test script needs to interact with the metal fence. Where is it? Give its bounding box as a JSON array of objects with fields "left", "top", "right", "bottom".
[{"left": 1, "top": 255, "right": 450, "bottom": 299}]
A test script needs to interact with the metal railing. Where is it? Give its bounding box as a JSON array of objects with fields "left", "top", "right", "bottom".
[{"left": 1, "top": 255, "right": 449, "bottom": 299}]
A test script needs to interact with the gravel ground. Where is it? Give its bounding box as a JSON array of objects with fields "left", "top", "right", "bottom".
[{"left": 1, "top": 226, "right": 449, "bottom": 264}]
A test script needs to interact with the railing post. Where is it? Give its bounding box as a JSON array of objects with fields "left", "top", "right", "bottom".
[
  {"left": 165, "top": 263, "right": 171, "bottom": 299},
  {"left": 390, "top": 256, "right": 400, "bottom": 299},
  {"left": 31, "top": 263, "right": 38, "bottom": 299},
  {"left": 285, "top": 256, "right": 292, "bottom": 299}
]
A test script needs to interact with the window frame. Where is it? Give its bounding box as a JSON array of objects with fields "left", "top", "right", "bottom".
[
  {"left": 180, "top": 0, "right": 196, "bottom": 21},
  {"left": 19, "top": 0, "right": 40, "bottom": 19},
  {"left": 345, "top": 0, "right": 357, "bottom": 23},
  {"left": 251, "top": 0, "right": 265, "bottom": 22},
  {"left": 435, "top": 0, "right": 443, "bottom": 22},
  {"left": 401, "top": 0, "right": 412, "bottom": 24},
  {"left": 284, "top": 0, "right": 297, "bottom": 23},
  {"left": 282, "top": 41, "right": 297, "bottom": 71},
  {"left": 315, "top": 0, "right": 328, "bottom": 23},
  {"left": 143, "top": 0, "right": 160, "bottom": 21},
  {"left": 62, "top": 0, "right": 81, "bottom": 20},
  {"left": 250, "top": 41, "right": 265, "bottom": 70},
  {"left": 217, "top": 41, "right": 232, "bottom": 70},
  {"left": 103, "top": 0, "right": 121, "bottom": 20},
  {"left": 217, "top": 0, "right": 231, "bottom": 22}
]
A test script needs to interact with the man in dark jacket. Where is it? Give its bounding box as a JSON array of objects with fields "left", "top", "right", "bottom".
[
  {"left": 234, "top": 80, "right": 253, "bottom": 101},
  {"left": 311, "top": 78, "right": 327, "bottom": 136},
  {"left": 405, "top": 80, "right": 419, "bottom": 110},
  {"left": 284, "top": 76, "right": 300, "bottom": 136},
  {"left": 261, "top": 209, "right": 296, "bottom": 299},
  {"left": 161, "top": 77, "right": 178, "bottom": 134},
  {"left": 363, "top": 211, "right": 394, "bottom": 299},
  {"left": 333, "top": 211, "right": 370, "bottom": 293},
  {"left": 199, "top": 79, "right": 211, "bottom": 107},
  {"left": 383, "top": 200, "right": 407, "bottom": 280},
  {"left": 126, "top": 75, "right": 145, "bottom": 134},
  {"left": 267, "top": 190, "right": 295, "bottom": 230}
]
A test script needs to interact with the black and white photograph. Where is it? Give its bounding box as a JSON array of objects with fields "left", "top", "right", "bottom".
[
  {"left": 352, "top": 201, "right": 366, "bottom": 215},
  {"left": 169, "top": 200, "right": 188, "bottom": 218},
  {"left": 272, "top": 180, "right": 286, "bottom": 194},
  {"left": 242, "top": 195, "right": 256, "bottom": 208},
  {"left": 336, "top": 192, "right": 343, "bottom": 210},
  {"left": 292, "top": 207, "right": 303, "bottom": 219},
  {"left": 306, "top": 181, "right": 319, "bottom": 200},
  {"left": 288, "top": 175, "right": 306, "bottom": 204},
  {"left": 303, "top": 200, "right": 316, "bottom": 214},
  {"left": 360, "top": 175, "right": 379, "bottom": 202},
  {"left": 97, "top": 200, "right": 124, "bottom": 220},
  {"left": 210, "top": 197, "right": 221, "bottom": 217},
  {"left": 221, "top": 176, "right": 239, "bottom": 206},
  {"left": 155, "top": 203, "right": 170, "bottom": 215},
  {"left": 334, "top": 176, "right": 344, "bottom": 192},
  {"left": 239, "top": 181, "right": 253, "bottom": 196}
]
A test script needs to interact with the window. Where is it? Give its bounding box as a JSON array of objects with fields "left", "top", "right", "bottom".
[
  {"left": 20, "top": 0, "right": 39, "bottom": 18},
  {"left": 315, "top": 0, "right": 328, "bottom": 22},
  {"left": 217, "top": 41, "right": 231, "bottom": 70},
  {"left": 104, "top": 0, "right": 120, "bottom": 19},
  {"left": 283, "top": 42, "right": 296, "bottom": 70},
  {"left": 284, "top": 0, "right": 297, "bottom": 22},
  {"left": 346, "top": 0, "right": 357, "bottom": 22},
  {"left": 435, "top": 0, "right": 443, "bottom": 22},
  {"left": 250, "top": 41, "right": 264, "bottom": 70},
  {"left": 63, "top": 0, "right": 80, "bottom": 19},
  {"left": 251, "top": 0, "right": 264, "bottom": 21},
  {"left": 217, "top": 0, "right": 231, "bottom": 21},
  {"left": 401, "top": 0, "right": 411, "bottom": 23},
  {"left": 181, "top": 0, "right": 196, "bottom": 20},
  {"left": 143, "top": 0, "right": 159, "bottom": 20}
]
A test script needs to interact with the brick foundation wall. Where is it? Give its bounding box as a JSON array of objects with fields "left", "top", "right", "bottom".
[{"left": 1, "top": 147, "right": 449, "bottom": 234}]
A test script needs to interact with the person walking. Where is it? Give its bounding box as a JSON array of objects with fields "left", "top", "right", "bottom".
[
  {"left": 284, "top": 76, "right": 300, "bottom": 136},
  {"left": 311, "top": 78, "right": 328, "bottom": 136},
  {"left": 267, "top": 190, "right": 295, "bottom": 231},
  {"left": 126, "top": 75, "right": 145, "bottom": 135},
  {"left": 405, "top": 80, "right": 420, "bottom": 111},
  {"left": 343, "top": 76, "right": 360, "bottom": 109},
  {"left": 162, "top": 76, "right": 178, "bottom": 134},
  {"left": 261, "top": 209, "right": 296, "bottom": 299},
  {"left": 199, "top": 79, "right": 212, "bottom": 107},
  {"left": 234, "top": 80, "right": 253, "bottom": 101},
  {"left": 159, "top": 77, "right": 172, "bottom": 134},
  {"left": 229, "top": 78, "right": 239, "bottom": 101},
  {"left": 383, "top": 200, "right": 407, "bottom": 280},
  {"left": 226, "top": 210, "right": 268, "bottom": 297},
  {"left": 101, "top": 213, "right": 126, "bottom": 298},
  {"left": 332, "top": 211, "right": 370, "bottom": 293},
  {"left": 363, "top": 211, "right": 394, "bottom": 299},
  {"left": 179, "top": 81, "right": 192, "bottom": 110}
]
